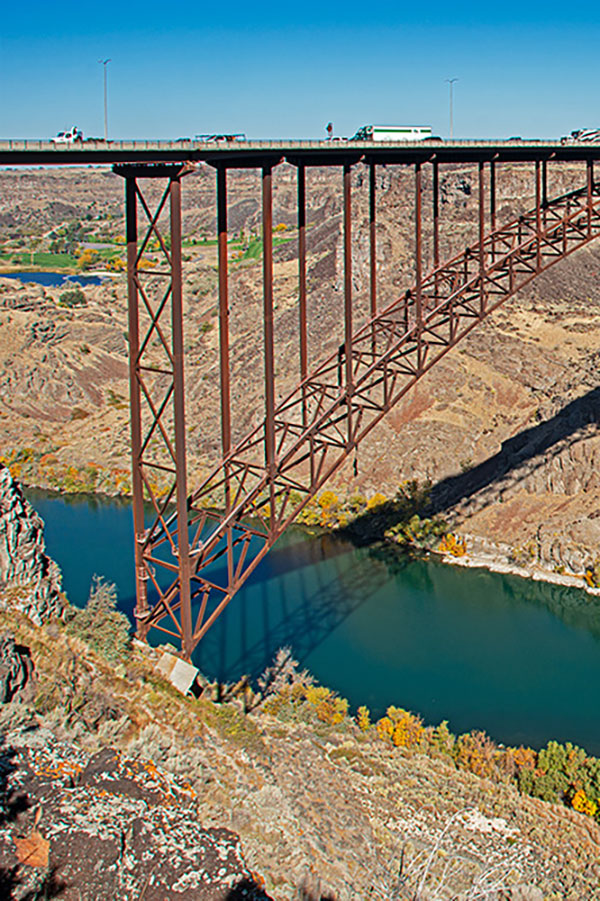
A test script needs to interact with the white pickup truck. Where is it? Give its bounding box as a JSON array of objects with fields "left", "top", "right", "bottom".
[
  {"left": 561, "top": 128, "right": 600, "bottom": 144},
  {"left": 50, "top": 127, "right": 83, "bottom": 144}
]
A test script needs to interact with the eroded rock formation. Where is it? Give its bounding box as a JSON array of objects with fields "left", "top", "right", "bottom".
[{"left": 0, "top": 465, "right": 64, "bottom": 624}]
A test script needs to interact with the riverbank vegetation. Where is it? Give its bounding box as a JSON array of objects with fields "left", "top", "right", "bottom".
[
  {"left": 297, "top": 479, "right": 447, "bottom": 546},
  {"left": 296, "top": 479, "right": 467, "bottom": 561},
  {"left": 12, "top": 572, "right": 600, "bottom": 835},
  {"left": 0, "top": 447, "right": 131, "bottom": 496},
  {"left": 250, "top": 646, "right": 600, "bottom": 828}
]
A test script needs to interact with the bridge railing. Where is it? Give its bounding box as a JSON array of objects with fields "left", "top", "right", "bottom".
[{"left": 0, "top": 137, "right": 588, "bottom": 153}]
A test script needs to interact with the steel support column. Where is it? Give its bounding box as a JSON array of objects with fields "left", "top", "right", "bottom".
[
  {"left": 369, "top": 161, "right": 377, "bottom": 335},
  {"left": 116, "top": 163, "right": 194, "bottom": 655},
  {"left": 298, "top": 164, "right": 308, "bottom": 426},
  {"left": 478, "top": 161, "right": 485, "bottom": 315},
  {"left": 542, "top": 159, "right": 548, "bottom": 227},
  {"left": 588, "top": 159, "right": 594, "bottom": 236},
  {"left": 433, "top": 159, "right": 440, "bottom": 301},
  {"left": 489, "top": 160, "right": 496, "bottom": 260},
  {"left": 535, "top": 161, "right": 542, "bottom": 271},
  {"left": 432, "top": 160, "right": 439, "bottom": 270},
  {"left": 344, "top": 162, "right": 353, "bottom": 444},
  {"left": 415, "top": 163, "right": 423, "bottom": 369},
  {"left": 125, "top": 175, "right": 148, "bottom": 636},
  {"left": 262, "top": 166, "right": 276, "bottom": 523},
  {"left": 217, "top": 164, "right": 233, "bottom": 590},
  {"left": 170, "top": 176, "right": 193, "bottom": 658},
  {"left": 217, "top": 165, "right": 231, "bottom": 486}
]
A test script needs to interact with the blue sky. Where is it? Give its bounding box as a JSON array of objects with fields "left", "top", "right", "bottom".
[{"left": 2, "top": 1, "right": 599, "bottom": 140}]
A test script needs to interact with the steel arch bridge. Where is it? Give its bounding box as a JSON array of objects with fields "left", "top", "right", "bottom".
[
  {"left": 106, "top": 148, "right": 600, "bottom": 658},
  {"left": 3, "top": 139, "right": 598, "bottom": 658}
]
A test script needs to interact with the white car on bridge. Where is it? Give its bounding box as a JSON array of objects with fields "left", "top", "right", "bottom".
[{"left": 50, "top": 127, "right": 83, "bottom": 144}]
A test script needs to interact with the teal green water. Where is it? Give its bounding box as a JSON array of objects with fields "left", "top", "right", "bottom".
[{"left": 26, "top": 489, "right": 600, "bottom": 754}]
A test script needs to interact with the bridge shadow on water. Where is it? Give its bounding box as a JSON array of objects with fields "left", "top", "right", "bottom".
[
  {"left": 118, "top": 526, "right": 409, "bottom": 685},
  {"left": 192, "top": 532, "right": 406, "bottom": 684}
]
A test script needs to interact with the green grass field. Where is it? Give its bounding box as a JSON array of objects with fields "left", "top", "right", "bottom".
[
  {"left": 0, "top": 251, "right": 79, "bottom": 269},
  {"left": 0, "top": 233, "right": 295, "bottom": 271}
]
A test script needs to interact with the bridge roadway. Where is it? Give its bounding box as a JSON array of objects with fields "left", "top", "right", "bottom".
[{"left": 3, "top": 138, "right": 600, "bottom": 167}]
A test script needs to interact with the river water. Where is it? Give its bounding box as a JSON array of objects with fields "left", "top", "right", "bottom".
[{"left": 26, "top": 488, "right": 600, "bottom": 754}]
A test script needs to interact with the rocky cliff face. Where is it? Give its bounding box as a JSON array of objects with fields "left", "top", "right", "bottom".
[{"left": 0, "top": 465, "right": 64, "bottom": 624}]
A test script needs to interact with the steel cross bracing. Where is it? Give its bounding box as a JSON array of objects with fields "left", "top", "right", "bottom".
[{"left": 116, "top": 158, "right": 600, "bottom": 658}]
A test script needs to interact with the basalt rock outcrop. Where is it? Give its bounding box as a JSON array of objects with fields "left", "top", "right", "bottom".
[
  {"left": 0, "top": 634, "right": 33, "bottom": 703},
  {"left": 0, "top": 465, "right": 64, "bottom": 624},
  {"left": 0, "top": 730, "right": 272, "bottom": 901}
]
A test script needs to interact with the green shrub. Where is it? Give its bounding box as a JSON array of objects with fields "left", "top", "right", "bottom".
[
  {"left": 67, "top": 576, "right": 131, "bottom": 663},
  {"left": 518, "top": 740, "right": 600, "bottom": 806},
  {"left": 59, "top": 287, "right": 87, "bottom": 307}
]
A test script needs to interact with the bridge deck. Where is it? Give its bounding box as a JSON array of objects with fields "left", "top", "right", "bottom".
[{"left": 4, "top": 139, "right": 600, "bottom": 167}]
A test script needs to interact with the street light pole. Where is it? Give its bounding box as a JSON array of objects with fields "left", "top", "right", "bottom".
[
  {"left": 99, "top": 58, "right": 111, "bottom": 141},
  {"left": 446, "top": 77, "right": 458, "bottom": 140}
]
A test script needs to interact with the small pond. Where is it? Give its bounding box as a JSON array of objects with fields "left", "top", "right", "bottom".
[{"left": 1, "top": 271, "right": 107, "bottom": 287}]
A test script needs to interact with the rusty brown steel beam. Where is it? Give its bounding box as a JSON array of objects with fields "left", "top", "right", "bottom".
[
  {"left": 115, "top": 164, "right": 197, "bottom": 654},
  {"left": 216, "top": 165, "right": 234, "bottom": 593},
  {"left": 370, "top": 161, "right": 377, "bottom": 332},
  {"left": 263, "top": 165, "right": 276, "bottom": 525},
  {"left": 588, "top": 158, "right": 594, "bottom": 236},
  {"left": 433, "top": 159, "right": 440, "bottom": 272},
  {"left": 169, "top": 176, "right": 193, "bottom": 659},
  {"left": 489, "top": 160, "right": 496, "bottom": 261},
  {"left": 344, "top": 162, "right": 353, "bottom": 445},
  {"left": 125, "top": 175, "right": 148, "bottom": 636},
  {"left": 298, "top": 164, "right": 308, "bottom": 426},
  {"left": 479, "top": 161, "right": 486, "bottom": 314},
  {"left": 415, "top": 163, "right": 423, "bottom": 368},
  {"left": 535, "top": 161, "right": 542, "bottom": 270},
  {"left": 432, "top": 159, "right": 440, "bottom": 305},
  {"left": 542, "top": 159, "right": 548, "bottom": 219},
  {"left": 217, "top": 165, "right": 232, "bottom": 467}
]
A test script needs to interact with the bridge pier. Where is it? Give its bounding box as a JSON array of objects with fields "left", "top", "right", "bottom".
[{"left": 114, "top": 163, "right": 195, "bottom": 658}]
